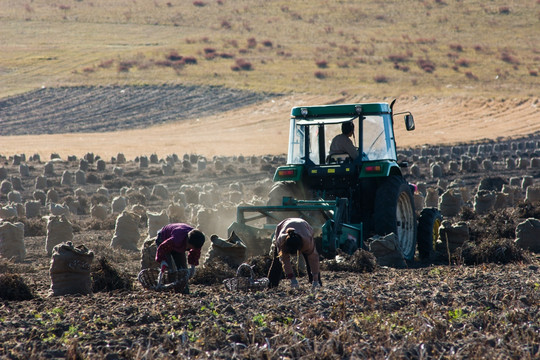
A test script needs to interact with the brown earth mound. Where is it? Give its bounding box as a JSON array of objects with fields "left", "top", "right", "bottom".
[
  {"left": 91, "top": 256, "right": 133, "bottom": 292},
  {"left": 0, "top": 273, "right": 34, "bottom": 300}
]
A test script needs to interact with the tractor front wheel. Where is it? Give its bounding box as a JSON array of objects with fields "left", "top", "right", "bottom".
[
  {"left": 373, "top": 176, "right": 417, "bottom": 260},
  {"left": 417, "top": 207, "right": 443, "bottom": 260}
]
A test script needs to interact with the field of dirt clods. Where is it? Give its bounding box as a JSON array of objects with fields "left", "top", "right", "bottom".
[
  {"left": 0, "top": 85, "right": 273, "bottom": 136},
  {"left": 0, "top": 138, "right": 539, "bottom": 359}
]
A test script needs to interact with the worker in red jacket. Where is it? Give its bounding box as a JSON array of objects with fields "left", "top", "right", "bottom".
[
  {"left": 155, "top": 223, "right": 206, "bottom": 293},
  {"left": 268, "top": 218, "right": 322, "bottom": 291}
]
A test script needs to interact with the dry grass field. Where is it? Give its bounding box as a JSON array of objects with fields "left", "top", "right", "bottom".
[{"left": 1, "top": 0, "right": 539, "bottom": 97}]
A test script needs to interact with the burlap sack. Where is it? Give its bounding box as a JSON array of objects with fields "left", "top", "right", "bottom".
[
  {"left": 430, "top": 163, "right": 443, "bottom": 178},
  {"left": 0, "top": 221, "right": 25, "bottom": 261},
  {"left": 506, "top": 158, "right": 515, "bottom": 170},
  {"left": 501, "top": 185, "right": 516, "bottom": 205},
  {"left": 196, "top": 207, "right": 220, "bottom": 238},
  {"left": 46, "top": 215, "right": 74, "bottom": 256},
  {"left": 15, "top": 203, "right": 25, "bottom": 218},
  {"left": 474, "top": 190, "right": 496, "bottom": 215},
  {"left": 438, "top": 189, "right": 463, "bottom": 217},
  {"left": 11, "top": 177, "right": 24, "bottom": 192},
  {"left": 8, "top": 191, "right": 22, "bottom": 204},
  {"left": 414, "top": 193, "right": 425, "bottom": 212},
  {"left": 111, "top": 196, "right": 127, "bottom": 214},
  {"left": 167, "top": 203, "right": 185, "bottom": 222},
  {"left": 116, "top": 153, "right": 126, "bottom": 164},
  {"left": 525, "top": 186, "right": 540, "bottom": 203},
  {"left": 61, "top": 170, "right": 72, "bottom": 186},
  {"left": 75, "top": 170, "right": 86, "bottom": 185},
  {"left": 515, "top": 218, "right": 540, "bottom": 252},
  {"left": 91, "top": 204, "right": 108, "bottom": 220},
  {"left": 139, "top": 156, "right": 149, "bottom": 168},
  {"left": 436, "top": 220, "right": 469, "bottom": 254},
  {"left": 25, "top": 200, "right": 42, "bottom": 218},
  {"left": 0, "top": 205, "right": 18, "bottom": 219},
  {"left": 140, "top": 237, "right": 158, "bottom": 271},
  {"left": 204, "top": 232, "right": 247, "bottom": 267},
  {"left": 493, "top": 192, "right": 510, "bottom": 209},
  {"left": 509, "top": 177, "right": 521, "bottom": 187},
  {"left": 409, "top": 164, "right": 421, "bottom": 177},
  {"left": 0, "top": 180, "right": 12, "bottom": 195},
  {"left": 47, "top": 189, "right": 59, "bottom": 203},
  {"left": 131, "top": 204, "right": 147, "bottom": 218},
  {"left": 161, "top": 163, "right": 174, "bottom": 176},
  {"left": 110, "top": 211, "right": 140, "bottom": 250},
  {"left": 49, "top": 242, "right": 94, "bottom": 296},
  {"left": 96, "top": 159, "right": 106, "bottom": 171},
  {"left": 522, "top": 176, "right": 533, "bottom": 190},
  {"left": 425, "top": 187, "right": 439, "bottom": 208},
  {"left": 96, "top": 186, "right": 110, "bottom": 198},
  {"left": 152, "top": 184, "right": 169, "bottom": 199},
  {"left": 517, "top": 158, "right": 530, "bottom": 170},
  {"left": 49, "top": 203, "right": 70, "bottom": 217},
  {"left": 147, "top": 210, "right": 169, "bottom": 239},
  {"left": 35, "top": 175, "right": 47, "bottom": 190},
  {"left": 368, "top": 233, "right": 406, "bottom": 268}
]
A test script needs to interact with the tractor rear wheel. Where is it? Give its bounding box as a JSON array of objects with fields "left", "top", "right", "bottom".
[
  {"left": 374, "top": 175, "right": 417, "bottom": 260},
  {"left": 267, "top": 181, "right": 304, "bottom": 206},
  {"left": 267, "top": 181, "right": 305, "bottom": 223},
  {"left": 417, "top": 207, "right": 443, "bottom": 260}
]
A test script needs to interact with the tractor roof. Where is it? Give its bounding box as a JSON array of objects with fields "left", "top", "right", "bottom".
[{"left": 291, "top": 103, "right": 390, "bottom": 118}]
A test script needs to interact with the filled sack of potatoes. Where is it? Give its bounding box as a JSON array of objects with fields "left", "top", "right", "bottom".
[
  {"left": 140, "top": 237, "right": 158, "bottom": 271},
  {"left": 49, "top": 242, "right": 94, "bottom": 296},
  {"left": 204, "top": 232, "right": 247, "bottom": 267},
  {"left": 368, "top": 233, "right": 406, "bottom": 268},
  {"left": 0, "top": 221, "right": 25, "bottom": 262}
]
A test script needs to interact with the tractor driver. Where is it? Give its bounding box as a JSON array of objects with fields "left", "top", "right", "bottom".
[{"left": 328, "top": 121, "right": 358, "bottom": 160}]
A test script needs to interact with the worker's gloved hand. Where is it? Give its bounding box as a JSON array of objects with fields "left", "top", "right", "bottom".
[
  {"left": 157, "top": 261, "right": 168, "bottom": 289},
  {"left": 311, "top": 281, "right": 321, "bottom": 292},
  {"left": 188, "top": 265, "right": 196, "bottom": 279},
  {"left": 290, "top": 278, "right": 299, "bottom": 288}
]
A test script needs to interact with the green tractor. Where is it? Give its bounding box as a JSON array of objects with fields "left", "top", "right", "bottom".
[{"left": 228, "top": 100, "right": 440, "bottom": 261}]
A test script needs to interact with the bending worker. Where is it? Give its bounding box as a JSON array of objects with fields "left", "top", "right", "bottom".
[
  {"left": 155, "top": 223, "right": 206, "bottom": 293},
  {"left": 268, "top": 217, "right": 321, "bottom": 290}
]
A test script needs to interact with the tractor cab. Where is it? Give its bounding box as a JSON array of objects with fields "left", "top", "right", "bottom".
[
  {"left": 274, "top": 103, "right": 415, "bottom": 189},
  {"left": 287, "top": 103, "right": 398, "bottom": 167}
]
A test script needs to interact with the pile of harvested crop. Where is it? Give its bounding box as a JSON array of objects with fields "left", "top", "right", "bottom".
[
  {"left": 91, "top": 256, "right": 133, "bottom": 292},
  {"left": 0, "top": 273, "right": 34, "bottom": 300},
  {"left": 457, "top": 237, "right": 531, "bottom": 265},
  {"left": 84, "top": 215, "right": 117, "bottom": 231},
  {"left": 192, "top": 258, "right": 236, "bottom": 285},
  {"left": 514, "top": 201, "right": 540, "bottom": 219},
  {"left": 246, "top": 254, "right": 273, "bottom": 278},
  {"left": 321, "top": 249, "right": 377, "bottom": 273}
]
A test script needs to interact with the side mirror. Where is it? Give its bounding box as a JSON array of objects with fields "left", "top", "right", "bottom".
[{"left": 404, "top": 114, "right": 415, "bottom": 131}]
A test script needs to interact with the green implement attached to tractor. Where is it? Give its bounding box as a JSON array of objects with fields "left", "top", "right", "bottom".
[{"left": 228, "top": 100, "right": 441, "bottom": 261}]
